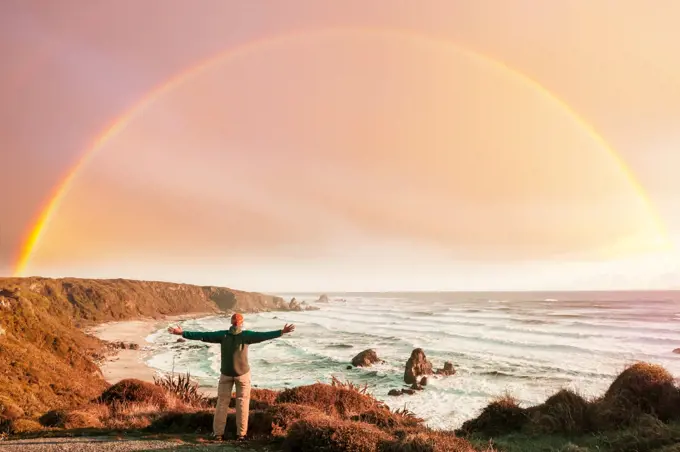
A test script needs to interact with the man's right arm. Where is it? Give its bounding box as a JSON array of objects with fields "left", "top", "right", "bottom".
[{"left": 181, "top": 330, "right": 227, "bottom": 343}]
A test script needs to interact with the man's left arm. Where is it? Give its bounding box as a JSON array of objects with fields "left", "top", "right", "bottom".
[{"left": 244, "top": 330, "right": 283, "bottom": 344}]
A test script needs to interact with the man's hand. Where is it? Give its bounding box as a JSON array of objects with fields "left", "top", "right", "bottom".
[
  {"left": 282, "top": 324, "right": 295, "bottom": 335},
  {"left": 168, "top": 325, "right": 183, "bottom": 335}
]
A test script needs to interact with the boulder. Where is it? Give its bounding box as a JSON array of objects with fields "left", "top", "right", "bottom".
[
  {"left": 317, "top": 294, "right": 329, "bottom": 303},
  {"left": 401, "top": 388, "right": 416, "bottom": 395},
  {"left": 673, "top": 348, "right": 680, "bottom": 354},
  {"left": 346, "top": 365, "right": 353, "bottom": 370},
  {"left": 352, "top": 349, "right": 381, "bottom": 368},
  {"left": 420, "top": 377, "right": 428, "bottom": 386},
  {"left": 176, "top": 338, "right": 187, "bottom": 343},
  {"left": 289, "top": 298, "right": 303, "bottom": 311},
  {"left": 410, "top": 383, "right": 424, "bottom": 391},
  {"left": 404, "top": 348, "right": 433, "bottom": 384},
  {"left": 436, "top": 361, "right": 456, "bottom": 376},
  {"left": 388, "top": 389, "right": 403, "bottom": 397}
]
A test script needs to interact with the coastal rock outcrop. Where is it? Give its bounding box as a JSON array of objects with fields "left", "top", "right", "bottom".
[
  {"left": 351, "top": 349, "right": 381, "bottom": 368},
  {"left": 317, "top": 294, "right": 329, "bottom": 303},
  {"left": 673, "top": 348, "right": 680, "bottom": 354},
  {"left": 404, "top": 348, "right": 433, "bottom": 384},
  {"left": 289, "top": 298, "right": 302, "bottom": 311},
  {"left": 436, "top": 361, "right": 456, "bottom": 376},
  {"left": 289, "top": 297, "right": 320, "bottom": 311}
]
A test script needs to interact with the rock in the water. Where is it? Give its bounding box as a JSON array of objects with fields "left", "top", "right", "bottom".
[
  {"left": 420, "top": 376, "right": 428, "bottom": 386},
  {"left": 410, "top": 383, "right": 424, "bottom": 391},
  {"left": 388, "top": 389, "right": 403, "bottom": 396},
  {"left": 435, "top": 361, "right": 456, "bottom": 376},
  {"left": 352, "top": 349, "right": 381, "bottom": 368},
  {"left": 401, "top": 388, "right": 416, "bottom": 395},
  {"left": 176, "top": 338, "right": 187, "bottom": 343},
  {"left": 346, "top": 365, "right": 353, "bottom": 370},
  {"left": 674, "top": 348, "right": 680, "bottom": 354},
  {"left": 317, "top": 294, "right": 329, "bottom": 303},
  {"left": 289, "top": 298, "right": 303, "bottom": 311},
  {"left": 404, "top": 348, "right": 433, "bottom": 384}
]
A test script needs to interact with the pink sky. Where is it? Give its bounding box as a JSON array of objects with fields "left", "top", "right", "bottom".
[{"left": 2, "top": 1, "right": 680, "bottom": 291}]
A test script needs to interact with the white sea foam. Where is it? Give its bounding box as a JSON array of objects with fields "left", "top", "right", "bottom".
[{"left": 142, "top": 292, "right": 680, "bottom": 429}]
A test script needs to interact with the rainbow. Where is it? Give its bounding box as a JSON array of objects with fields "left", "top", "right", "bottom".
[{"left": 12, "top": 27, "right": 669, "bottom": 276}]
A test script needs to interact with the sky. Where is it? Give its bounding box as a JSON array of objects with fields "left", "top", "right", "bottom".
[{"left": 1, "top": 0, "right": 680, "bottom": 292}]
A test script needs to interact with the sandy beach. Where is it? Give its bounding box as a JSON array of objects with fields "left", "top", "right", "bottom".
[{"left": 88, "top": 313, "right": 218, "bottom": 394}]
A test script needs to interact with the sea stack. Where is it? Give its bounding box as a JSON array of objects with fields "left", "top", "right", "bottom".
[{"left": 404, "top": 348, "right": 433, "bottom": 384}]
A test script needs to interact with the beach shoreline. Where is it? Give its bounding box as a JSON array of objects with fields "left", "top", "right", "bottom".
[{"left": 88, "top": 312, "right": 219, "bottom": 396}]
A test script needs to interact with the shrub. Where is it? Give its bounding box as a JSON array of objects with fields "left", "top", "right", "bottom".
[
  {"left": 267, "top": 403, "right": 329, "bottom": 437},
  {"left": 39, "top": 409, "right": 68, "bottom": 427},
  {"left": 99, "top": 379, "right": 169, "bottom": 408},
  {"left": 591, "top": 363, "right": 680, "bottom": 431},
  {"left": 146, "top": 410, "right": 214, "bottom": 434},
  {"left": 0, "top": 397, "right": 24, "bottom": 421},
  {"left": 153, "top": 373, "right": 209, "bottom": 408},
  {"left": 9, "top": 418, "right": 43, "bottom": 434},
  {"left": 276, "top": 382, "right": 383, "bottom": 418},
  {"left": 456, "top": 395, "right": 528, "bottom": 437},
  {"left": 525, "top": 389, "right": 591, "bottom": 434},
  {"left": 603, "top": 414, "right": 679, "bottom": 452},
  {"left": 63, "top": 410, "right": 103, "bottom": 429},
  {"left": 283, "top": 417, "right": 391, "bottom": 452},
  {"left": 352, "top": 407, "right": 424, "bottom": 430},
  {"left": 379, "top": 430, "right": 478, "bottom": 452}
]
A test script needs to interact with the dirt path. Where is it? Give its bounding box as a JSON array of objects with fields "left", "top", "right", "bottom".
[{"left": 0, "top": 436, "right": 272, "bottom": 452}]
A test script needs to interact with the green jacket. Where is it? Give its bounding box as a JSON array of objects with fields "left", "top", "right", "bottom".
[{"left": 181, "top": 328, "right": 282, "bottom": 377}]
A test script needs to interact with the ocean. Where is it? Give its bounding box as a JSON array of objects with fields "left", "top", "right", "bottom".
[{"left": 144, "top": 291, "right": 680, "bottom": 429}]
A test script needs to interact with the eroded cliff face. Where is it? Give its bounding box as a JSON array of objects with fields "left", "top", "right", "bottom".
[{"left": 0, "top": 277, "right": 288, "bottom": 418}]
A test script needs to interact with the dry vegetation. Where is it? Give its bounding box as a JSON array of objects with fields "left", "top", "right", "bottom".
[
  {"left": 457, "top": 362, "right": 680, "bottom": 452},
  {"left": 1, "top": 373, "right": 485, "bottom": 452},
  {"left": 5, "top": 362, "right": 680, "bottom": 451}
]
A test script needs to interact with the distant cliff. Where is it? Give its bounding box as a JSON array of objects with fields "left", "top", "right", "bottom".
[{"left": 0, "top": 277, "right": 289, "bottom": 418}]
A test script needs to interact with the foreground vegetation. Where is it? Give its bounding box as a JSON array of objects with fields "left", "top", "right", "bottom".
[{"left": 3, "top": 363, "right": 680, "bottom": 451}]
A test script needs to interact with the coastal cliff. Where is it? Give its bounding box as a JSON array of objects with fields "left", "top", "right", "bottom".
[{"left": 0, "top": 277, "right": 289, "bottom": 417}]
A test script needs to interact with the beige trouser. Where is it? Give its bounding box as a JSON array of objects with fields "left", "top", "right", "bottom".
[{"left": 213, "top": 371, "right": 251, "bottom": 438}]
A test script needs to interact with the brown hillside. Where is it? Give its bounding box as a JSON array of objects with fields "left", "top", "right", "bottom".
[{"left": 0, "top": 277, "right": 289, "bottom": 419}]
